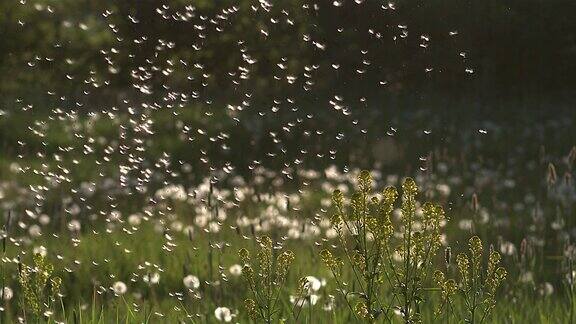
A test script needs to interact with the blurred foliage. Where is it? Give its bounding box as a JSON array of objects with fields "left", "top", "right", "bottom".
[{"left": 1, "top": 0, "right": 575, "bottom": 107}]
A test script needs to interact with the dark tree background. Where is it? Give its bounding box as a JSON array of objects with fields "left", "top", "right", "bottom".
[
  {"left": 2, "top": 0, "right": 574, "bottom": 106},
  {"left": 1, "top": 0, "right": 575, "bottom": 179}
]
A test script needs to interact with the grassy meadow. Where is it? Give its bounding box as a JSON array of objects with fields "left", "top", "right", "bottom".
[
  {"left": 0, "top": 107, "right": 575, "bottom": 323},
  {"left": 2, "top": 1, "right": 576, "bottom": 323}
]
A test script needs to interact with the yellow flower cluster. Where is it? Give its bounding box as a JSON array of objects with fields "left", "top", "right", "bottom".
[
  {"left": 238, "top": 236, "right": 295, "bottom": 323},
  {"left": 19, "top": 253, "right": 62, "bottom": 316},
  {"left": 321, "top": 171, "right": 448, "bottom": 322},
  {"left": 436, "top": 236, "right": 507, "bottom": 322}
]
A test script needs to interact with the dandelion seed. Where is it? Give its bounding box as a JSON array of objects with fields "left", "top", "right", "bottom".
[
  {"left": 228, "top": 264, "right": 242, "bottom": 277},
  {"left": 183, "top": 274, "right": 200, "bottom": 289},
  {"left": 143, "top": 272, "right": 160, "bottom": 285},
  {"left": 112, "top": 281, "right": 127, "bottom": 295},
  {"left": 214, "top": 306, "right": 233, "bottom": 322},
  {"left": 0, "top": 287, "right": 13, "bottom": 301}
]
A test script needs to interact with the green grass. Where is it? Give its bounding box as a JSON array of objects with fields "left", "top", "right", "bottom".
[
  {"left": 0, "top": 107, "right": 575, "bottom": 322},
  {"left": 0, "top": 223, "right": 572, "bottom": 323}
]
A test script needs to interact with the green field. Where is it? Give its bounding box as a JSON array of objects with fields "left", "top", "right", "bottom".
[{"left": 2, "top": 0, "right": 576, "bottom": 322}]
